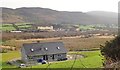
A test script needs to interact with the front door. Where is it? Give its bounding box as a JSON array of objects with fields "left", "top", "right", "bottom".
[
  {"left": 43, "top": 55, "right": 48, "bottom": 60},
  {"left": 52, "top": 54, "right": 54, "bottom": 60}
]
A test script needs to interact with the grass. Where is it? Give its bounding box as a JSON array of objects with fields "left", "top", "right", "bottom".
[
  {"left": 1, "top": 50, "right": 103, "bottom": 68},
  {"left": 79, "top": 25, "right": 95, "bottom": 30},
  {"left": 32, "top": 51, "right": 103, "bottom": 68},
  {"left": 2, "top": 51, "right": 21, "bottom": 68},
  {"left": 1, "top": 24, "right": 16, "bottom": 31},
  {"left": 16, "top": 23, "right": 32, "bottom": 29},
  {"left": 2, "top": 37, "right": 112, "bottom": 68},
  {"left": 1, "top": 23, "right": 32, "bottom": 31}
]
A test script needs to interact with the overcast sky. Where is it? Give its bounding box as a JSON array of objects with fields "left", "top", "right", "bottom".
[{"left": 0, "top": 0, "right": 119, "bottom": 12}]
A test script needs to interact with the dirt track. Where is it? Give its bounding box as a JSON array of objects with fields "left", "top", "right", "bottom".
[{"left": 15, "top": 36, "right": 115, "bottom": 42}]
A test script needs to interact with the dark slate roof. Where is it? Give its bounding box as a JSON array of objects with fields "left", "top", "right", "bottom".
[{"left": 22, "top": 42, "right": 67, "bottom": 56}]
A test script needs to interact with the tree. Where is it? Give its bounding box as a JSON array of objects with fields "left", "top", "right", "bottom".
[{"left": 100, "top": 35, "right": 120, "bottom": 64}]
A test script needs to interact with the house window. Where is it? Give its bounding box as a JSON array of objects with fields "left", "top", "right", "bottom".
[
  {"left": 30, "top": 49, "right": 34, "bottom": 52},
  {"left": 44, "top": 48, "right": 48, "bottom": 51},
  {"left": 57, "top": 47, "right": 60, "bottom": 50},
  {"left": 58, "top": 54, "right": 61, "bottom": 56}
]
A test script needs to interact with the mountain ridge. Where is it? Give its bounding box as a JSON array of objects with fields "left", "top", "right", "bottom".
[{"left": 1, "top": 7, "right": 118, "bottom": 25}]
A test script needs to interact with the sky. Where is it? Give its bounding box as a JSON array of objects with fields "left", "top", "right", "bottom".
[{"left": 0, "top": 0, "right": 120, "bottom": 12}]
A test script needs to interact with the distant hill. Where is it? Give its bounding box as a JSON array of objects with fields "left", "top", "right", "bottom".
[
  {"left": 87, "top": 11, "right": 118, "bottom": 25},
  {"left": 87, "top": 11, "right": 117, "bottom": 18},
  {"left": 1, "top": 7, "right": 118, "bottom": 25}
]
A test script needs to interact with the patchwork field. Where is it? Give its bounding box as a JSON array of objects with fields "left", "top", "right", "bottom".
[
  {"left": 1, "top": 23, "right": 32, "bottom": 31},
  {"left": 0, "top": 24, "right": 16, "bottom": 31}
]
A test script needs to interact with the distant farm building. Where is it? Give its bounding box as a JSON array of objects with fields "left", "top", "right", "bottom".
[
  {"left": 37, "top": 26, "right": 54, "bottom": 31},
  {"left": 10, "top": 30, "right": 22, "bottom": 33},
  {"left": 33, "top": 24, "right": 54, "bottom": 31}
]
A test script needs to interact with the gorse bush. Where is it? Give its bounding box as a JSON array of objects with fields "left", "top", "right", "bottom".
[{"left": 101, "top": 35, "right": 120, "bottom": 62}]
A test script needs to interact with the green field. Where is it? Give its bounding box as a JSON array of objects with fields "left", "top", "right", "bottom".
[
  {"left": 0, "top": 24, "right": 16, "bottom": 31},
  {"left": 79, "top": 25, "right": 95, "bottom": 30},
  {"left": 1, "top": 23, "right": 32, "bottom": 31},
  {"left": 1, "top": 23, "right": 97, "bottom": 31},
  {"left": 32, "top": 51, "right": 103, "bottom": 68},
  {"left": 16, "top": 23, "right": 32, "bottom": 29},
  {"left": 2, "top": 50, "right": 103, "bottom": 68},
  {"left": 2, "top": 51, "right": 21, "bottom": 68}
]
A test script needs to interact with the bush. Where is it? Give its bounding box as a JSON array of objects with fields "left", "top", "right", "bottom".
[
  {"left": 1, "top": 49, "right": 8, "bottom": 53},
  {"left": 100, "top": 35, "right": 120, "bottom": 63}
]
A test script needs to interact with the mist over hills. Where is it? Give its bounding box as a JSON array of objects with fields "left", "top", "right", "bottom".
[{"left": 1, "top": 7, "right": 118, "bottom": 25}]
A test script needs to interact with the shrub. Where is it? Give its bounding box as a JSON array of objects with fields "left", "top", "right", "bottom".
[
  {"left": 1, "top": 49, "right": 8, "bottom": 53},
  {"left": 100, "top": 35, "right": 120, "bottom": 63}
]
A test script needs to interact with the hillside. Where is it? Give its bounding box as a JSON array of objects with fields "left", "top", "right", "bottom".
[
  {"left": 1, "top": 7, "right": 118, "bottom": 25},
  {"left": 87, "top": 11, "right": 118, "bottom": 25}
]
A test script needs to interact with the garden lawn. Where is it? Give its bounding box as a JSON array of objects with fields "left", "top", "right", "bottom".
[
  {"left": 2, "top": 50, "right": 103, "bottom": 68},
  {"left": 2, "top": 51, "right": 21, "bottom": 68},
  {"left": 32, "top": 51, "right": 103, "bottom": 68}
]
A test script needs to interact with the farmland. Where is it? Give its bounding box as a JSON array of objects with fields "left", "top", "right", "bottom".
[
  {"left": 79, "top": 25, "right": 95, "bottom": 30},
  {"left": 1, "top": 28, "right": 115, "bottom": 68},
  {"left": 1, "top": 23, "right": 32, "bottom": 31},
  {"left": 0, "top": 24, "right": 16, "bottom": 31},
  {"left": 2, "top": 36, "right": 114, "bottom": 50},
  {"left": 1, "top": 7, "right": 119, "bottom": 69},
  {"left": 1, "top": 36, "right": 113, "bottom": 68}
]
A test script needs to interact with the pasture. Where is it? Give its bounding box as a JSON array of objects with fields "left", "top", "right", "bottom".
[
  {"left": 1, "top": 24, "right": 16, "bottom": 31},
  {"left": 79, "top": 25, "right": 95, "bottom": 30},
  {"left": 1, "top": 23, "right": 32, "bottom": 31}
]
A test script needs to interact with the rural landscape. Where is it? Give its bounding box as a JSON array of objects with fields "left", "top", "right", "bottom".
[{"left": 0, "top": 6, "right": 120, "bottom": 70}]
